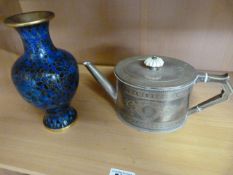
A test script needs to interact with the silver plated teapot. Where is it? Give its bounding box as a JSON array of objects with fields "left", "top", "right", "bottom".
[{"left": 84, "top": 56, "right": 233, "bottom": 132}]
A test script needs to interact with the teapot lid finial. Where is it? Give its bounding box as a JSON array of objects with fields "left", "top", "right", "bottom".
[{"left": 144, "top": 56, "right": 164, "bottom": 69}]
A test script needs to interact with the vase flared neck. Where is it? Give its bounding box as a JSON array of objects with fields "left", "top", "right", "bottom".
[
  {"left": 16, "top": 22, "right": 56, "bottom": 54},
  {"left": 4, "top": 11, "right": 54, "bottom": 27}
]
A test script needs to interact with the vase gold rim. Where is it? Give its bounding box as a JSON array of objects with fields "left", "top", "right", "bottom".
[{"left": 4, "top": 11, "right": 54, "bottom": 28}]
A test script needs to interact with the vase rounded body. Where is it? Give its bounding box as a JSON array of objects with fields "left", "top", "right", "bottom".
[{"left": 5, "top": 12, "right": 79, "bottom": 130}]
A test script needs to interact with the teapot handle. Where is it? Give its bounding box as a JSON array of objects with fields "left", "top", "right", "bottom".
[{"left": 188, "top": 72, "right": 233, "bottom": 116}]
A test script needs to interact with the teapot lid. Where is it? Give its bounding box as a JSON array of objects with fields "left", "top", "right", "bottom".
[{"left": 114, "top": 56, "right": 197, "bottom": 90}]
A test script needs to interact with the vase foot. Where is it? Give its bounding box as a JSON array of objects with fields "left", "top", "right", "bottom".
[{"left": 43, "top": 106, "right": 77, "bottom": 131}]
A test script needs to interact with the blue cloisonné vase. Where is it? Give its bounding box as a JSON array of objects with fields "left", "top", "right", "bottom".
[{"left": 4, "top": 11, "right": 79, "bottom": 130}]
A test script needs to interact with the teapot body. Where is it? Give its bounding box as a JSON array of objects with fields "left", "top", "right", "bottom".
[
  {"left": 115, "top": 80, "right": 193, "bottom": 132},
  {"left": 84, "top": 57, "right": 233, "bottom": 133}
]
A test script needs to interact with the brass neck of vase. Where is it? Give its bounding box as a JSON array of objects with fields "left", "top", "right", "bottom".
[{"left": 4, "top": 11, "right": 54, "bottom": 28}]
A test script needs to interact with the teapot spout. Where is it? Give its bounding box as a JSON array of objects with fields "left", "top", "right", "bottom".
[{"left": 83, "top": 61, "right": 117, "bottom": 102}]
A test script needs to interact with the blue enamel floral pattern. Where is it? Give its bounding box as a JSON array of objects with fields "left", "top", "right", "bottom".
[{"left": 12, "top": 22, "right": 79, "bottom": 130}]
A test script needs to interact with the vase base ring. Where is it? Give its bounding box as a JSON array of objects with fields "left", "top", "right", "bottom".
[{"left": 43, "top": 106, "right": 77, "bottom": 131}]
